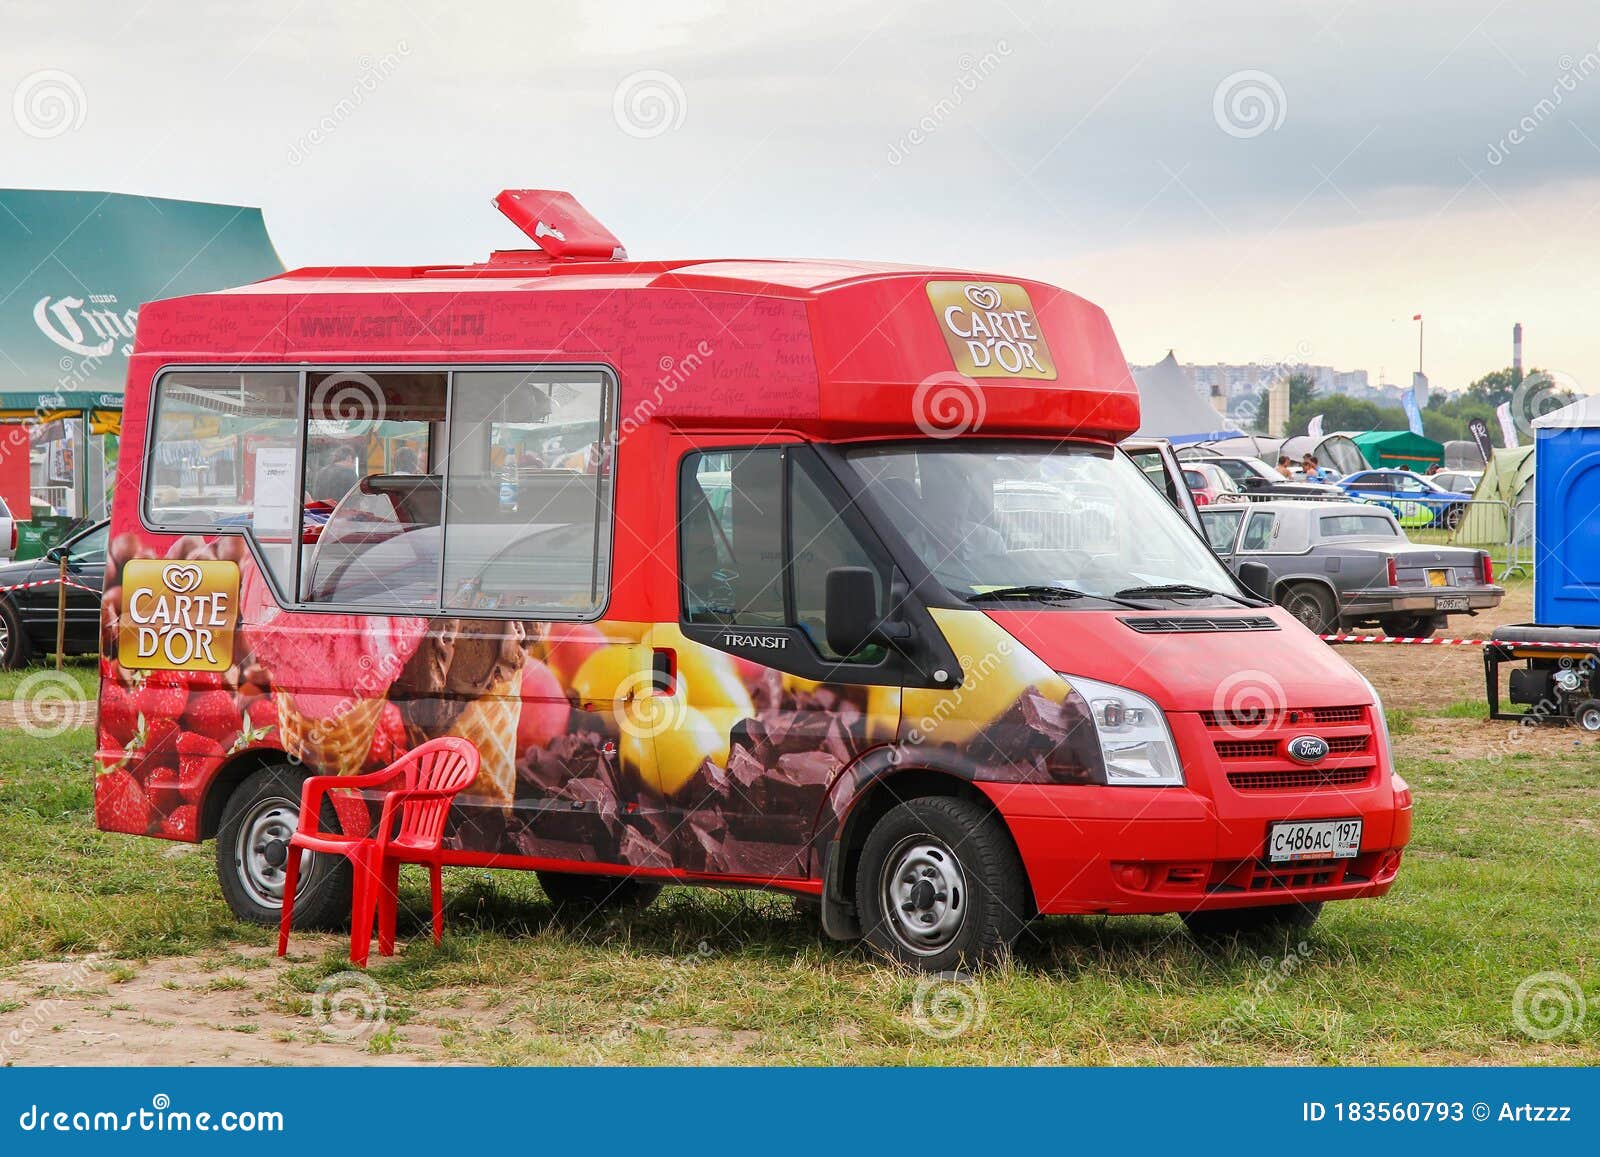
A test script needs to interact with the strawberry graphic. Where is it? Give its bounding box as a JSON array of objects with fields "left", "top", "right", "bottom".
[
  {"left": 184, "top": 689, "right": 241, "bottom": 744},
  {"left": 244, "top": 695, "right": 277, "bottom": 736},
  {"left": 176, "top": 732, "right": 224, "bottom": 803},
  {"left": 95, "top": 768, "right": 149, "bottom": 834},
  {"left": 100, "top": 681, "right": 138, "bottom": 747},
  {"left": 135, "top": 672, "right": 188, "bottom": 721},
  {"left": 145, "top": 766, "right": 182, "bottom": 814},
  {"left": 160, "top": 805, "right": 199, "bottom": 840}
]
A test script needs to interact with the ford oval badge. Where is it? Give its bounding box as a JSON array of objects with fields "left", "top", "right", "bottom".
[{"left": 1286, "top": 735, "right": 1330, "bottom": 764}]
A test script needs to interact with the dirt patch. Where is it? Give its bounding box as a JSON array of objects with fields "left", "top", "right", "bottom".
[
  {"left": 0, "top": 699, "right": 95, "bottom": 732},
  {"left": 0, "top": 943, "right": 446, "bottom": 1067}
]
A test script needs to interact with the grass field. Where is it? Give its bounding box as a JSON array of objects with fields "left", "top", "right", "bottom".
[{"left": 1, "top": 708, "right": 1596, "bottom": 1065}]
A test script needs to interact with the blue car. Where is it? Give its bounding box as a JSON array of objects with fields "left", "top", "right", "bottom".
[{"left": 1338, "top": 469, "right": 1473, "bottom": 529}]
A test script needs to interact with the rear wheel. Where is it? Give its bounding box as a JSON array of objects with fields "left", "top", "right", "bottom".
[
  {"left": 1573, "top": 699, "right": 1600, "bottom": 732},
  {"left": 855, "top": 796, "right": 1028, "bottom": 971},
  {"left": 1379, "top": 614, "right": 1437, "bottom": 639},
  {"left": 0, "top": 600, "right": 31, "bottom": 669},
  {"left": 1442, "top": 504, "right": 1464, "bottom": 530},
  {"left": 536, "top": 870, "right": 662, "bottom": 913},
  {"left": 1282, "top": 583, "right": 1337, "bottom": 634},
  {"left": 1183, "top": 902, "right": 1322, "bottom": 943},
  {"left": 215, "top": 765, "right": 352, "bottom": 929}
]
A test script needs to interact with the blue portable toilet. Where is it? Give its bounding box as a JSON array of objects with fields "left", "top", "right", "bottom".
[{"left": 1533, "top": 395, "right": 1600, "bottom": 626}]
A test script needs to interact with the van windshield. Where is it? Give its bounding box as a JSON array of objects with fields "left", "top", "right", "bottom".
[{"left": 845, "top": 441, "right": 1240, "bottom": 604}]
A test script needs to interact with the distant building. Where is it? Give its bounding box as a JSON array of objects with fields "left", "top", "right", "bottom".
[{"left": 1131, "top": 358, "right": 1373, "bottom": 406}]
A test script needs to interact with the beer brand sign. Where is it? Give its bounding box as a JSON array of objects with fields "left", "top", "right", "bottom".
[
  {"left": 118, "top": 560, "right": 241, "bottom": 671},
  {"left": 927, "top": 281, "right": 1056, "bottom": 380}
]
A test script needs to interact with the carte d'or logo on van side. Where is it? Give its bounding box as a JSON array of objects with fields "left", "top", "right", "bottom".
[
  {"left": 117, "top": 559, "right": 241, "bottom": 672},
  {"left": 927, "top": 281, "right": 1056, "bottom": 380}
]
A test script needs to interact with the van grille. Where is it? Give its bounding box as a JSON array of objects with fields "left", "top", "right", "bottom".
[
  {"left": 1121, "top": 615, "right": 1279, "bottom": 634},
  {"left": 1198, "top": 704, "right": 1377, "bottom": 795},
  {"left": 1226, "top": 766, "right": 1372, "bottom": 791},
  {"left": 1199, "top": 704, "right": 1366, "bottom": 729}
]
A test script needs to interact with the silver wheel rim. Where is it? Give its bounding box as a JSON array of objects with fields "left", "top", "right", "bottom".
[
  {"left": 0, "top": 617, "right": 9, "bottom": 660},
  {"left": 1581, "top": 708, "right": 1600, "bottom": 732},
  {"left": 234, "top": 795, "right": 305, "bottom": 909},
  {"left": 1288, "top": 594, "right": 1323, "bottom": 630},
  {"left": 881, "top": 836, "right": 967, "bottom": 955}
]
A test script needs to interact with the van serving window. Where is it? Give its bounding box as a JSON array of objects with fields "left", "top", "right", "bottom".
[{"left": 143, "top": 366, "right": 616, "bottom": 619}]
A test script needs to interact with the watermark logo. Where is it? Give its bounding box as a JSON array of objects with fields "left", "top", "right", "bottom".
[
  {"left": 1511, "top": 971, "right": 1586, "bottom": 1040},
  {"left": 613, "top": 70, "right": 687, "bottom": 139},
  {"left": 912, "top": 372, "right": 987, "bottom": 440},
  {"left": 14, "top": 669, "right": 89, "bottom": 738},
  {"left": 910, "top": 971, "right": 986, "bottom": 1039},
  {"left": 886, "top": 41, "right": 1011, "bottom": 165},
  {"left": 311, "top": 971, "right": 388, "bottom": 1042},
  {"left": 1213, "top": 70, "right": 1287, "bottom": 139},
  {"left": 615, "top": 669, "right": 690, "bottom": 741},
  {"left": 1210, "top": 669, "right": 1288, "bottom": 738},
  {"left": 1507, "top": 369, "right": 1580, "bottom": 436},
  {"left": 13, "top": 69, "right": 86, "bottom": 139},
  {"left": 310, "top": 370, "right": 387, "bottom": 438}
]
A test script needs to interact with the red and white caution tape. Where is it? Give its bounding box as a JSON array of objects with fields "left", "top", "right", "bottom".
[
  {"left": 0, "top": 575, "right": 98, "bottom": 596},
  {"left": 1321, "top": 633, "right": 1600, "bottom": 649}
]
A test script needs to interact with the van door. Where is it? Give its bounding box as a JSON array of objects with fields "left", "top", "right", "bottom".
[{"left": 655, "top": 440, "right": 902, "bottom": 879}]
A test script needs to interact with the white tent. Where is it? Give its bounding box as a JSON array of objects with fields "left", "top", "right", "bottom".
[{"left": 1131, "top": 352, "right": 1243, "bottom": 443}]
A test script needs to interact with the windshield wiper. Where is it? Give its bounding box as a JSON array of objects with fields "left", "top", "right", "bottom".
[
  {"left": 1114, "top": 582, "right": 1262, "bottom": 606},
  {"left": 966, "top": 585, "right": 1144, "bottom": 609}
]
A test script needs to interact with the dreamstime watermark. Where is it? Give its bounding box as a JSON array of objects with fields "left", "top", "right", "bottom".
[
  {"left": 310, "top": 971, "right": 388, "bottom": 1042},
  {"left": 1213, "top": 70, "right": 1286, "bottom": 139},
  {"left": 1209, "top": 669, "right": 1289, "bottom": 739},
  {"left": 613, "top": 341, "right": 714, "bottom": 447},
  {"left": 1211, "top": 939, "right": 1315, "bottom": 1042},
  {"left": 615, "top": 668, "right": 691, "bottom": 741},
  {"left": 1511, "top": 971, "right": 1586, "bottom": 1041},
  {"left": 586, "top": 940, "right": 716, "bottom": 1059},
  {"left": 1507, "top": 368, "right": 1580, "bottom": 436},
  {"left": 308, "top": 369, "right": 388, "bottom": 438},
  {"left": 13, "top": 69, "right": 86, "bottom": 139},
  {"left": 886, "top": 41, "right": 1012, "bottom": 165},
  {"left": 1225, "top": 340, "right": 1316, "bottom": 432},
  {"left": 1487, "top": 43, "right": 1600, "bottom": 165},
  {"left": 910, "top": 971, "right": 986, "bottom": 1039},
  {"left": 912, "top": 371, "right": 986, "bottom": 439},
  {"left": 13, "top": 669, "right": 89, "bottom": 738},
  {"left": 613, "top": 70, "right": 686, "bottom": 139},
  {"left": 904, "top": 636, "right": 1016, "bottom": 745},
  {"left": 287, "top": 43, "right": 411, "bottom": 166}
]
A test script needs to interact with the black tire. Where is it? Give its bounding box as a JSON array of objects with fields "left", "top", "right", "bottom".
[
  {"left": 0, "top": 600, "right": 32, "bottom": 669},
  {"left": 855, "top": 795, "right": 1028, "bottom": 971},
  {"left": 1379, "top": 614, "right": 1436, "bottom": 639},
  {"left": 1183, "top": 901, "right": 1322, "bottom": 943},
  {"left": 1281, "top": 583, "right": 1337, "bottom": 634},
  {"left": 1442, "top": 504, "right": 1464, "bottom": 531},
  {"left": 536, "top": 870, "right": 663, "bottom": 913},
  {"left": 215, "top": 764, "right": 352, "bottom": 929},
  {"left": 1573, "top": 699, "right": 1600, "bottom": 733}
]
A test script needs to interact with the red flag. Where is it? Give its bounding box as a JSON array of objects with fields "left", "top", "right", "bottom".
[{"left": 1412, "top": 314, "right": 1422, "bottom": 320}]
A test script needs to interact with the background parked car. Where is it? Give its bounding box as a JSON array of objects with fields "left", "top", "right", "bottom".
[
  {"left": 1194, "top": 454, "right": 1345, "bottom": 499},
  {"left": 1338, "top": 469, "right": 1473, "bottom": 529},
  {"left": 1200, "top": 500, "right": 1503, "bottom": 636},
  {"left": 1181, "top": 461, "right": 1243, "bottom": 506},
  {"left": 0, "top": 496, "right": 16, "bottom": 562},
  {"left": 0, "top": 519, "right": 107, "bottom": 667},
  {"left": 1431, "top": 468, "right": 1483, "bottom": 495}
]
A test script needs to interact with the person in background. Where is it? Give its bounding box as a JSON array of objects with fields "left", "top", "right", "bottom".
[
  {"left": 392, "top": 446, "right": 419, "bottom": 474},
  {"left": 1276, "top": 455, "right": 1295, "bottom": 479},
  {"left": 1301, "top": 454, "right": 1325, "bottom": 483}
]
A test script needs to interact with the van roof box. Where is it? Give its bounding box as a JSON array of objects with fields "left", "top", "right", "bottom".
[{"left": 492, "top": 189, "right": 628, "bottom": 262}]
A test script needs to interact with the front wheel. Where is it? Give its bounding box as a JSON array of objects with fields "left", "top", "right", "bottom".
[
  {"left": 0, "top": 600, "right": 31, "bottom": 669},
  {"left": 855, "top": 796, "right": 1028, "bottom": 971},
  {"left": 1379, "top": 614, "right": 1437, "bottom": 639},
  {"left": 1573, "top": 699, "right": 1600, "bottom": 733},
  {"left": 215, "top": 765, "right": 352, "bottom": 929},
  {"left": 1183, "top": 901, "right": 1322, "bottom": 943}
]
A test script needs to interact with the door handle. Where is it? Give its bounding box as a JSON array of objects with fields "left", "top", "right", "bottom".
[{"left": 650, "top": 647, "right": 677, "bottom": 695}]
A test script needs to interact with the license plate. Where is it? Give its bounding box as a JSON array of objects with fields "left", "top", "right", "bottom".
[
  {"left": 1427, "top": 569, "right": 1448, "bottom": 587},
  {"left": 1435, "top": 596, "right": 1469, "bottom": 611},
  {"left": 1267, "top": 818, "right": 1362, "bottom": 863}
]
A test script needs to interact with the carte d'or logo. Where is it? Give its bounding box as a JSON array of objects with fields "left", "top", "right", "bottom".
[
  {"left": 118, "top": 559, "right": 240, "bottom": 672},
  {"left": 927, "top": 280, "right": 1056, "bottom": 380}
]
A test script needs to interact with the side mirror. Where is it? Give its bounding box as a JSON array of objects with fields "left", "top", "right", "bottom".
[
  {"left": 44, "top": 545, "right": 65, "bottom": 564},
  {"left": 1237, "top": 561, "right": 1273, "bottom": 602},
  {"left": 825, "top": 566, "right": 885, "bottom": 658}
]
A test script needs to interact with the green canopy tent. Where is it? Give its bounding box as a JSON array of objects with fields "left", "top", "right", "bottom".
[
  {"left": 1452, "top": 445, "right": 1537, "bottom": 573},
  {"left": 0, "top": 188, "right": 283, "bottom": 553},
  {"left": 1348, "top": 429, "right": 1445, "bottom": 471}
]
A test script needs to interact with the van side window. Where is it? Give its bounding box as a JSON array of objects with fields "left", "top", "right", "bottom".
[
  {"left": 1240, "top": 511, "right": 1278, "bottom": 551},
  {"left": 680, "top": 449, "right": 786, "bottom": 626},
  {"left": 679, "top": 448, "right": 887, "bottom": 662}
]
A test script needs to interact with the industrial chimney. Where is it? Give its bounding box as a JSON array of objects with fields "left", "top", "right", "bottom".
[{"left": 1513, "top": 322, "right": 1523, "bottom": 375}]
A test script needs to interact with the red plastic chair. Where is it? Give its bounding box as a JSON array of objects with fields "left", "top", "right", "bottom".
[{"left": 277, "top": 736, "right": 480, "bottom": 967}]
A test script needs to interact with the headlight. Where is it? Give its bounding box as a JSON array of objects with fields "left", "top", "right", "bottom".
[{"left": 1062, "top": 674, "right": 1184, "bottom": 786}]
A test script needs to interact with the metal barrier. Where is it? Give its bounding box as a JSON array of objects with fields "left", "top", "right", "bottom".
[{"left": 1505, "top": 499, "right": 1536, "bottom": 578}]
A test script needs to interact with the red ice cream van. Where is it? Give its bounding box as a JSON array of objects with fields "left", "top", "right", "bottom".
[{"left": 96, "top": 189, "right": 1411, "bottom": 969}]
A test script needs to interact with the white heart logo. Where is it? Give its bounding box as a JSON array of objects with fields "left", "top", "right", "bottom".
[
  {"left": 162, "top": 564, "right": 203, "bottom": 594},
  {"left": 964, "top": 284, "right": 1001, "bottom": 311}
]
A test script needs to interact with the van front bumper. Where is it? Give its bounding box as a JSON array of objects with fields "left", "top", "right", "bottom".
[{"left": 977, "top": 780, "right": 1410, "bottom": 916}]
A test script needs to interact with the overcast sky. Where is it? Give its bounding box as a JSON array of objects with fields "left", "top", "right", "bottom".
[{"left": 7, "top": 0, "right": 1600, "bottom": 389}]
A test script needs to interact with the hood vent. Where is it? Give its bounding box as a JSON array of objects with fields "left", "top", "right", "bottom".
[{"left": 1120, "top": 615, "right": 1280, "bottom": 634}]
